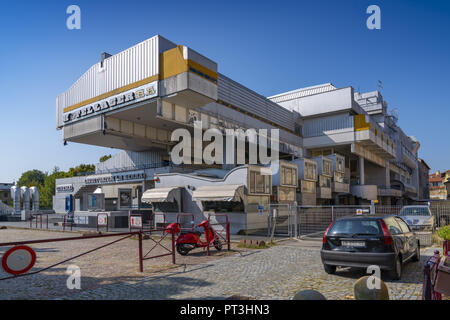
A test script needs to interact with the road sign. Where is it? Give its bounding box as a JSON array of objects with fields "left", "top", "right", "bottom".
[
  {"left": 97, "top": 214, "right": 108, "bottom": 226},
  {"left": 257, "top": 205, "right": 264, "bottom": 216},
  {"left": 356, "top": 209, "right": 363, "bottom": 215},
  {"left": 130, "top": 216, "right": 142, "bottom": 228},
  {"left": 1, "top": 245, "right": 36, "bottom": 275}
]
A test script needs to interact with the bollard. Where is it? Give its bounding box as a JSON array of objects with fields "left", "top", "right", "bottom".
[
  {"left": 293, "top": 290, "right": 327, "bottom": 300},
  {"left": 353, "top": 276, "right": 389, "bottom": 300}
]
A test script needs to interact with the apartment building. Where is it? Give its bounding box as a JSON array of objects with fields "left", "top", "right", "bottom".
[
  {"left": 54, "top": 36, "right": 428, "bottom": 232},
  {"left": 429, "top": 171, "right": 448, "bottom": 200}
]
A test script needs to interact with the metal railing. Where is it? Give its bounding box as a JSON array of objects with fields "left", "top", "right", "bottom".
[
  {"left": 0, "top": 201, "right": 14, "bottom": 215},
  {"left": 261, "top": 204, "right": 450, "bottom": 241}
]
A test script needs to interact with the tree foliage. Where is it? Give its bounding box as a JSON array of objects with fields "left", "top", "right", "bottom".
[
  {"left": 17, "top": 169, "right": 46, "bottom": 188},
  {"left": 99, "top": 154, "right": 112, "bottom": 162},
  {"left": 16, "top": 164, "right": 95, "bottom": 209}
]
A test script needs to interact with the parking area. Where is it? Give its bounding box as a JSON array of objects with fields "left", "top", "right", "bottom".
[{"left": 0, "top": 227, "right": 441, "bottom": 300}]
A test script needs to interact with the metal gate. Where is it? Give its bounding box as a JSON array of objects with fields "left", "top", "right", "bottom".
[{"left": 267, "top": 203, "right": 295, "bottom": 237}]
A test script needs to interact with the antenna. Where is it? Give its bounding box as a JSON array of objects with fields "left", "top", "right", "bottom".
[
  {"left": 388, "top": 108, "right": 399, "bottom": 124},
  {"left": 377, "top": 80, "right": 383, "bottom": 92}
]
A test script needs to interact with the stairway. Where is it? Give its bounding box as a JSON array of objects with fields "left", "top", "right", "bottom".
[{"left": 0, "top": 201, "right": 14, "bottom": 216}]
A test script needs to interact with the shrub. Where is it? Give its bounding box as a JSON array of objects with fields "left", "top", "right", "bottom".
[{"left": 437, "top": 225, "right": 450, "bottom": 241}]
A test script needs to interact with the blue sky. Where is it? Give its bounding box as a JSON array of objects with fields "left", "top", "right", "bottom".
[{"left": 0, "top": 0, "right": 449, "bottom": 182}]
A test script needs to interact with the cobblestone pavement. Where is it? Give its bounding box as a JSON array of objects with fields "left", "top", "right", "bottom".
[
  {"left": 60, "top": 240, "right": 439, "bottom": 300},
  {"left": 0, "top": 228, "right": 444, "bottom": 300},
  {"left": 0, "top": 228, "right": 241, "bottom": 300}
]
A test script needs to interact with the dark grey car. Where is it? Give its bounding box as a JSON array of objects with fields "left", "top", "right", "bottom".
[{"left": 321, "top": 215, "right": 420, "bottom": 280}]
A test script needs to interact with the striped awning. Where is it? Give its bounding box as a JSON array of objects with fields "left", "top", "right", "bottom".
[
  {"left": 141, "top": 187, "right": 181, "bottom": 203},
  {"left": 192, "top": 184, "right": 244, "bottom": 202}
]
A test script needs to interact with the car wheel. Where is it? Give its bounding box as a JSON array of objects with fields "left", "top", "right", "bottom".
[
  {"left": 389, "top": 256, "right": 402, "bottom": 280},
  {"left": 412, "top": 243, "right": 420, "bottom": 262},
  {"left": 323, "top": 264, "right": 336, "bottom": 274}
]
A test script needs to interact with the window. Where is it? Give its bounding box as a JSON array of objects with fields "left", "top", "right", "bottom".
[
  {"left": 334, "top": 171, "right": 344, "bottom": 183},
  {"left": 329, "top": 219, "right": 381, "bottom": 236},
  {"left": 249, "top": 170, "right": 271, "bottom": 195},
  {"left": 281, "top": 166, "right": 297, "bottom": 187},
  {"left": 285, "top": 168, "right": 292, "bottom": 185},
  {"left": 265, "top": 175, "right": 271, "bottom": 193},
  {"left": 337, "top": 157, "right": 345, "bottom": 173},
  {"left": 323, "top": 160, "right": 332, "bottom": 176},
  {"left": 395, "top": 218, "right": 411, "bottom": 233},
  {"left": 256, "top": 173, "right": 265, "bottom": 193},
  {"left": 320, "top": 175, "right": 331, "bottom": 188},
  {"left": 384, "top": 217, "right": 402, "bottom": 235},
  {"left": 399, "top": 207, "right": 431, "bottom": 217},
  {"left": 250, "top": 171, "right": 256, "bottom": 193},
  {"left": 305, "top": 162, "right": 316, "bottom": 180}
]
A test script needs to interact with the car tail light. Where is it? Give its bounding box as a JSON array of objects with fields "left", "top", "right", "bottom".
[
  {"left": 323, "top": 222, "right": 333, "bottom": 243},
  {"left": 380, "top": 220, "right": 393, "bottom": 245}
]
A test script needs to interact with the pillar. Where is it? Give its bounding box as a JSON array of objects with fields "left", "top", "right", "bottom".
[{"left": 359, "top": 157, "right": 365, "bottom": 185}]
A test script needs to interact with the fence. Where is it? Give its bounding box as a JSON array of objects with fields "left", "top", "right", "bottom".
[
  {"left": 30, "top": 213, "right": 49, "bottom": 229},
  {"left": 262, "top": 204, "right": 450, "bottom": 240},
  {"left": 0, "top": 201, "right": 14, "bottom": 216},
  {"left": 207, "top": 213, "right": 231, "bottom": 252},
  {"left": 267, "top": 203, "right": 295, "bottom": 238}
]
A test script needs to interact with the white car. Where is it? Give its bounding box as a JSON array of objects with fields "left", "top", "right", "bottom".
[{"left": 399, "top": 205, "right": 435, "bottom": 232}]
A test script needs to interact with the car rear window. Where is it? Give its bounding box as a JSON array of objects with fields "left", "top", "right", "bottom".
[
  {"left": 399, "top": 207, "right": 431, "bottom": 216},
  {"left": 329, "top": 219, "right": 382, "bottom": 236}
]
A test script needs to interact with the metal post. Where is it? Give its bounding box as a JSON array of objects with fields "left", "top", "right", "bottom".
[
  {"left": 331, "top": 206, "right": 334, "bottom": 221},
  {"left": 294, "top": 201, "right": 298, "bottom": 238},
  {"left": 138, "top": 232, "right": 143, "bottom": 272},
  {"left": 30, "top": 214, "right": 32, "bottom": 228},
  {"left": 40, "top": 215, "right": 42, "bottom": 229},
  {"left": 206, "top": 225, "right": 210, "bottom": 256},
  {"left": 46, "top": 214, "right": 48, "bottom": 229},
  {"left": 226, "top": 221, "right": 231, "bottom": 251},
  {"left": 171, "top": 232, "right": 176, "bottom": 264}
]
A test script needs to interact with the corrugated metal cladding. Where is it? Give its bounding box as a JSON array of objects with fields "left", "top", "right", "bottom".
[
  {"left": 56, "top": 36, "right": 177, "bottom": 120},
  {"left": 303, "top": 115, "right": 354, "bottom": 138},
  {"left": 95, "top": 150, "right": 163, "bottom": 173},
  {"left": 217, "top": 73, "right": 296, "bottom": 131},
  {"left": 268, "top": 83, "right": 336, "bottom": 103}
]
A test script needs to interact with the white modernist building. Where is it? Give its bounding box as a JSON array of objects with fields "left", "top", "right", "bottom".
[{"left": 54, "top": 35, "right": 426, "bottom": 232}]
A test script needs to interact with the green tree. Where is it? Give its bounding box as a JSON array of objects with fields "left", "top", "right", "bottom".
[
  {"left": 17, "top": 169, "right": 46, "bottom": 188},
  {"left": 66, "top": 164, "right": 95, "bottom": 177},
  {"left": 99, "top": 154, "right": 112, "bottom": 162},
  {"left": 39, "top": 167, "right": 67, "bottom": 209},
  {"left": 16, "top": 164, "right": 96, "bottom": 209}
]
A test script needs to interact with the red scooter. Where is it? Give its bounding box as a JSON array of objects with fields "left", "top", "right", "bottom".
[{"left": 167, "top": 220, "right": 222, "bottom": 255}]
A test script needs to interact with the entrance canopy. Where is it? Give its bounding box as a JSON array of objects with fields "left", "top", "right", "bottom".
[
  {"left": 192, "top": 184, "right": 244, "bottom": 202},
  {"left": 141, "top": 187, "right": 181, "bottom": 203}
]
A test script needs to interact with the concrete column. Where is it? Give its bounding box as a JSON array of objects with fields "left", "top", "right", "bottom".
[
  {"left": 156, "top": 97, "right": 162, "bottom": 117},
  {"left": 385, "top": 161, "right": 391, "bottom": 188},
  {"left": 359, "top": 157, "right": 365, "bottom": 185}
]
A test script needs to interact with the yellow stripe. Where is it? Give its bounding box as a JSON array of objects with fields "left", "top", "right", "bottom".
[
  {"left": 63, "top": 74, "right": 159, "bottom": 113},
  {"left": 186, "top": 59, "right": 218, "bottom": 82}
]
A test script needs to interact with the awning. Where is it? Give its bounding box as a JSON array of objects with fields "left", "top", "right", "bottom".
[
  {"left": 192, "top": 184, "right": 244, "bottom": 202},
  {"left": 141, "top": 187, "right": 181, "bottom": 203}
]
